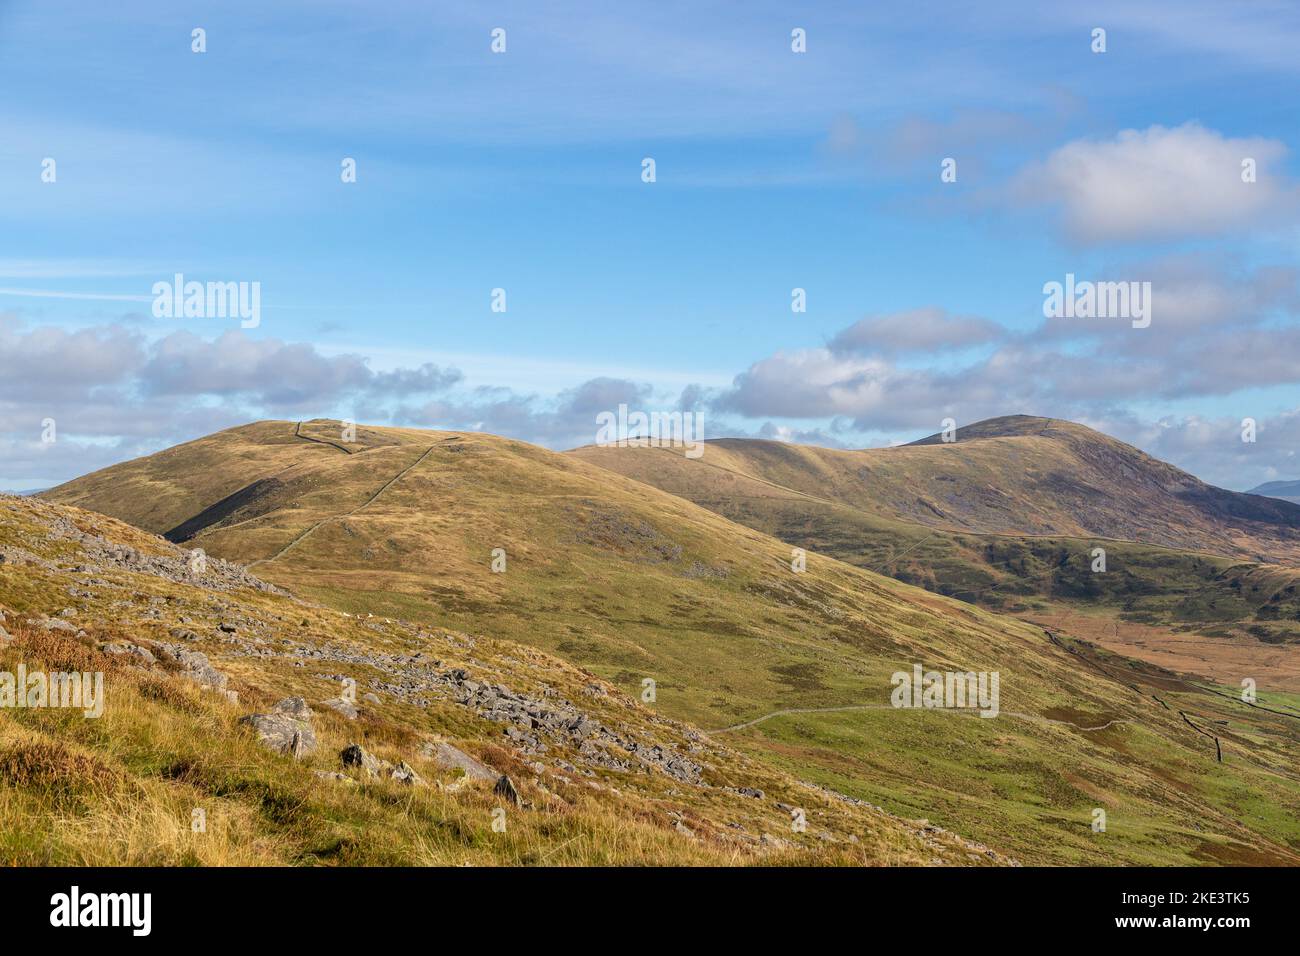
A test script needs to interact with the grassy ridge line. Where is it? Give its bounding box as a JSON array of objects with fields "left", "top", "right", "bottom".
[
  {"left": 570, "top": 416, "right": 1300, "bottom": 563},
  {"left": 570, "top": 442, "right": 1300, "bottom": 644}
]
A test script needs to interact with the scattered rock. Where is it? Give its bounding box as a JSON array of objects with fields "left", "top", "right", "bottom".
[
  {"left": 494, "top": 774, "right": 521, "bottom": 806},
  {"left": 420, "top": 739, "right": 498, "bottom": 782},
  {"left": 340, "top": 743, "right": 384, "bottom": 777},
  {"left": 438, "top": 667, "right": 703, "bottom": 784},
  {"left": 389, "top": 761, "right": 424, "bottom": 786},
  {"left": 313, "top": 770, "right": 354, "bottom": 785},
  {"left": 241, "top": 697, "right": 317, "bottom": 758},
  {"left": 321, "top": 697, "right": 359, "bottom": 719},
  {"left": 36, "top": 616, "right": 77, "bottom": 633},
  {"left": 101, "top": 642, "right": 157, "bottom": 664},
  {"left": 155, "top": 644, "right": 227, "bottom": 689},
  {"left": 340, "top": 744, "right": 425, "bottom": 785}
]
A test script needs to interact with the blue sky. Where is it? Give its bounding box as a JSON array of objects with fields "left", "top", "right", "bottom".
[{"left": 2, "top": 0, "right": 1299, "bottom": 490}]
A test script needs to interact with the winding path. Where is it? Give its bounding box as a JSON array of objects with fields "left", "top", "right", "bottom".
[{"left": 710, "top": 702, "right": 1129, "bottom": 735}]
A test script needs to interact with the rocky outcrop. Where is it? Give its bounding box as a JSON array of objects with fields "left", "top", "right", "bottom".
[
  {"left": 438, "top": 668, "right": 704, "bottom": 785},
  {"left": 241, "top": 697, "right": 317, "bottom": 758},
  {"left": 155, "top": 643, "right": 228, "bottom": 690},
  {"left": 493, "top": 774, "right": 521, "bottom": 806},
  {"left": 390, "top": 761, "right": 423, "bottom": 786},
  {"left": 340, "top": 743, "right": 383, "bottom": 775},
  {"left": 36, "top": 615, "right": 79, "bottom": 634},
  {"left": 340, "top": 744, "right": 425, "bottom": 786},
  {"left": 321, "top": 697, "right": 359, "bottom": 719},
  {"left": 420, "top": 739, "right": 497, "bottom": 782}
]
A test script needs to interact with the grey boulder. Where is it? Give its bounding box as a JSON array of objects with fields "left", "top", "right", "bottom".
[
  {"left": 321, "top": 697, "right": 359, "bottom": 720},
  {"left": 494, "top": 774, "right": 521, "bottom": 807},
  {"left": 420, "top": 740, "right": 497, "bottom": 782},
  {"left": 241, "top": 697, "right": 317, "bottom": 758},
  {"left": 340, "top": 744, "right": 425, "bottom": 786}
]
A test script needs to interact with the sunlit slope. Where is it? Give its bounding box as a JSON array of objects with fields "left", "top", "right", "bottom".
[
  {"left": 3, "top": 493, "right": 989, "bottom": 866},
  {"left": 571, "top": 415, "right": 1300, "bottom": 563},
  {"left": 40, "top": 420, "right": 1300, "bottom": 864},
  {"left": 564, "top": 446, "right": 1300, "bottom": 639},
  {"left": 43, "top": 421, "right": 413, "bottom": 538}
]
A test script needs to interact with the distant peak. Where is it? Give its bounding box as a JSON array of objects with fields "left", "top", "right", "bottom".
[{"left": 906, "top": 415, "right": 1082, "bottom": 446}]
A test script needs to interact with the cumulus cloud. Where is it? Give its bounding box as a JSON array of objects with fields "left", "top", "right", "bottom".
[
  {"left": 392, "top": 376, "right": 661, "bottom": 450},
  {"left": 0, "top": 318, "right": 467, "bottom": 483},
  {"left": 716, "top": 350, "right": 898, "bottom": 421},
  {"left": 6, "top": 268, "right": 1300, "bottom": 492},
  {"left": 1014, "top": 123, "right": 1296, "bottom": 243},
  {"left": 754, "top": 421, "right": 855, "bottom": 448},
  {"left": 716, "top": 258, "right": 1300, "bottom": 444},
  {"left": 1099, "top": 409, "right": 1300, "bottom": 491},
  {"left": 139, "top": 331, "right": 375, "bottom": 408},
  {"left": 556, "top": 377, "right": 652, "bottom": 416},
  {"left": 829, "top": 308, "right": 1005, "bottom": 355},
  {"left": 55, "top": 328, "right": 465, "bottom": 411},
  {"left": 369, "top": 363, "right": 463, "bottom": 396},
  {"left": 1035, "top": 257, "right": 1300, "bottom": 343},
  {"left": 0, "top": 314, "right": 143, "bottom": 402}
]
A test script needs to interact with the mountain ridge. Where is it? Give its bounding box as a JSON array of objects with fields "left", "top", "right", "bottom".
[
  {"left": 572, "top": 414, "right": 1300, "bottom": 563},
  {"left": 32, "top": 418, "right": 1300, "bottom": 864}
]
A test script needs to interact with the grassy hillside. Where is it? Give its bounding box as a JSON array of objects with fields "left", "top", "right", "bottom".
[
  {"left": 563, "top": 451, "right": 1300, "bottom": 641},
  {"left": 0, "top": 492, "right": 989, "bottom": 865},
  {"left": 37, "top": 419, "right": 1300, "bottom": 864},
  {"left": 570, "top": 428, "right": 1300, "bottom": 694},
  {"left": 573, "top": 415, "right": 1300, "bottom": 564}
]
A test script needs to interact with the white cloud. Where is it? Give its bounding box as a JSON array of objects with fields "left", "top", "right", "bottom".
[
  {"left": 1015, "top": 123, "right": 1296, "bottom": 243},
  {"left": 830, "top": 308, "right": 1005, "bottom": 355}
]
